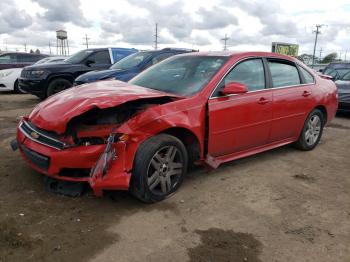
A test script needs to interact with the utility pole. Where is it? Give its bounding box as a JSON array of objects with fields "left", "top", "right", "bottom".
[
  {"left": 49, "top": 41, "right": 52, "bottom": 55},
  {"left": 154, "top": 23, "right": 159, "bottom": 50},
  {"left": 339, "top": 51, "right": 342, "bottom": 61},
  {"left": 312, "top": 24, "right": 325, "bottom": 67},
  {"left": 345, "top": 50, "right": 348, "bottom": 61},
  {"left": 318, "top": 47, "right": 323, "bottom": 63},
  {"left": 221, "top": 34, "right": 229, "bottom": 51},
  {"left": 83, "top": 34, "right": 90, "bottom": 49},
  {"left": 24, "top": 43, "right": 27, "bottom": 52}
]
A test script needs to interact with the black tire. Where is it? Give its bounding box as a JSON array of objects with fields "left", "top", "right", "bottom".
[
  {"left": 294, "top": 109, "right": 324, "bottom": 151},
  {"left": 13, "top": 79, "right": 26, "bottom": 94},
  {"left": 130, "top": 134, "right": 188, "bottom": 203},
  {"left": 47, "top": 78, "right": 72, "bottom": 97}
]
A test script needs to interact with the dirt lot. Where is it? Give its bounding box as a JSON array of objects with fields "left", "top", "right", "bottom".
[{"left": 0, "top": 92, "right": 349, "bottom": 262}]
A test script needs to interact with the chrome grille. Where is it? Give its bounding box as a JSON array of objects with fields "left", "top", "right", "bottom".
[{"left": 19, "top": 121, "right": 66, "bottom": 150}]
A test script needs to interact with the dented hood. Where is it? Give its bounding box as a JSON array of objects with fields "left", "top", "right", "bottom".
[{"left": 29, "top": 80, "right": 178, "bottom": 134}]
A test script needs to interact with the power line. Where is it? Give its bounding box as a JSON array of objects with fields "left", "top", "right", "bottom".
[
  {"left": 312, "top": 24, "right": 326, "bottom": 67},
  {"left": 83, "top": 34, "right": 90, "bottom": 49},
  {"left": 154, "top": 23, "right": 159, "bottom": 50},
  {"left": 221, "top": 34, "right": 229, "bottom": 51}
]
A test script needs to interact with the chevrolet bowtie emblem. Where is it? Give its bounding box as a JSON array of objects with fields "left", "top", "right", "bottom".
[{"left": 30, "top": 131, "right": 40, "bottom": 139}]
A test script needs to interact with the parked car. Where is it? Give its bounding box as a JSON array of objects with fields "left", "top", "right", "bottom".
[
  {"left": 0, "top": 52, "right": 48, "bottom": 70},
  {"left": 34, "top": 56, "right": 67, "bottom": 65},
  {"left": 0, "top": 56, "right": 68, "bottom": 94},
  {"left": 19, "top": 47, "right": 138, "bottom": 99},
  {"left": 335, "top": 70, "right": 350, "bottom": 112},
  {"left": 13, "top": 51, "right": 337, "bottom": 202},
  {"left": 323, "top": 62, "right": 350, "bottom": 80},
  {"left": 74, "top": 48, "right": 196, "bottom": 85}
]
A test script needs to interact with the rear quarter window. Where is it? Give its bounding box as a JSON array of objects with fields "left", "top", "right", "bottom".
[{"left": 298, "top": 66, "right": 315, "bottom": 84}]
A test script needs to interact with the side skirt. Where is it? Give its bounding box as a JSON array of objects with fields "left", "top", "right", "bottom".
[{"left": 204, "top": 137, "right": 297, "bottom": 169}]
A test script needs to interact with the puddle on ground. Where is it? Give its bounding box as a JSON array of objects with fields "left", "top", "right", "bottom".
[{"left": 187, "top": 228, "right": 262, "bottom": 262}]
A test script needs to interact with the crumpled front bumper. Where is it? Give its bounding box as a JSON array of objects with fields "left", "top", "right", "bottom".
[
  {"left": 89, "top": 135, "right": 131, "bottom": 197},
  {"left": 15, "top": 122, "right": 132, "bottom": 196}
]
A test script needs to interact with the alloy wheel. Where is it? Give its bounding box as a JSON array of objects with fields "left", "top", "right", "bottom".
[
  {"left": 305, "top": 115, "right": 321, "bottom": 146},
  {"left": 147, "top": 146, "right": 184, "bottom": 195}
]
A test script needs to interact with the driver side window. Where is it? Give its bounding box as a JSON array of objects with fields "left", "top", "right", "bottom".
[
  {"left": 87, "top": 51, "right": 111, "bottom": 65},
  {"left": 213, "top": 58, "right": 265, "bottom": 96}
]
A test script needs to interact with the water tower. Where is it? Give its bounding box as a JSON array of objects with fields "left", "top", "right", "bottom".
[{"left": 56, "top": 30, "right": 69, "bottom": 56}]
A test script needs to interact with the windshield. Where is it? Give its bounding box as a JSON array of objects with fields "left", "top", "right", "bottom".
[
  {"left": 110, "top": 52, "right": 152, "bottom": 70},
  {"left": 324, "top": 68, "right": 350, "bottom": 79},
  {"left": 65, "top": 50, "right": 93, "bottom": 64},
  {"left": 129, "top": 55, "right": 228, "bottom": 96}
]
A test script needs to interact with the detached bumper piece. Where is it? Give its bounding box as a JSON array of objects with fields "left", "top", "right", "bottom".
[
  {"left": 10, "top": 139, "right": 18, "bottom": 151},
  {"left": 44, "top": 177, "right": 85, "bottom": 197}
]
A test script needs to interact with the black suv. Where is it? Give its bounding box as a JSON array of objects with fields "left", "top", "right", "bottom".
[{"left": 19, "top": 47, "right": 137, "bottom": 99}]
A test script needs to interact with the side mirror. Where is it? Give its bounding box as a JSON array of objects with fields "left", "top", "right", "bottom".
[
  {"left": 221, "top": 82, "right": 248, "bottom": 95},
  {"left": 85, "top": 59, "right": 95, "bottom": 67}
]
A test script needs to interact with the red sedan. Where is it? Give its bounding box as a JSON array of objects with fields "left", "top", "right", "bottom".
[{"left": 15, "top": 51, "right": 338, "bottom": 202}]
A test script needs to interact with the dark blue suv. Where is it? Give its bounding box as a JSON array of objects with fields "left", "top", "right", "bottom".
[{"left": 74, "top": 48, "right": 196, "bottom": 85}]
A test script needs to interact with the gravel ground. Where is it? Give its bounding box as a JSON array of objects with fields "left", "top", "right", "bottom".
[{"left": 0, "top": 92, "right": 349, "bottom": 262}]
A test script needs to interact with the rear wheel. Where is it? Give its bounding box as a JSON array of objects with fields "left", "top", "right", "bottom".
[
  {"left": 13, "top": 79, "right": 26, "bottom": 94},
  {"left": 294, "top": 109, "right": 324, "bottom": 150},
  {"left": 47, "top": 78, "right": 72, "bottom": 97},
  {"left": 130, "top": 134, "right": 188, "bottom": 203}
]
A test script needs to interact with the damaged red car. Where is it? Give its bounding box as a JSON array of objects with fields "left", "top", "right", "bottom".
[{"left": 14, "top": 51, "right": 338, "bottom": 202}]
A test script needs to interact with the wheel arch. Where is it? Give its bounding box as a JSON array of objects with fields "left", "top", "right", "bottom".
[
  {"left": 314, "top": 105, "right": 328, "bottom": 124},
  {"left": 158, "top": 127, "right": 202, "bottom": 166},
  {"left": 47, "top": 74, "right": 75, "bottom": 85}
]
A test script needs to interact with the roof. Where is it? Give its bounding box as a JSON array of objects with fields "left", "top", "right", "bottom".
[
  {"left": 0, "top": 52, "right": 47, "bottom": 56},
  {"left": 178, "top": 51, "right": 298, "bottom": 60}
]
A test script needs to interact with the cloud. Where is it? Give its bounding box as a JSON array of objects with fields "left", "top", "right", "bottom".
[
  {"left": 32, "top": 0, "right": 91, "bottom": 27},
  {"left": 0, "top": 0, "right": 33, "bottom": 34},
  {"left": 195, "top": 6, "right": 238, "bottom": 30}
]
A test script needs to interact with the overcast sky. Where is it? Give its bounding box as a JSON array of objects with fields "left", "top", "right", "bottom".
[{"left": 1, "top": 0, "right": 349, "bottom": 58}]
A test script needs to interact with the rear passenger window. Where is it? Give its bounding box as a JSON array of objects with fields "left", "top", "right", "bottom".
[
  {"left": 268, "top": 61, "right": 300, "bottom": 88},
  {"left": 299, "top": 66, "right": 314, "bottom": 84},
  {"left": 223, "top": 59, "right": 265, "bottom": 91}
]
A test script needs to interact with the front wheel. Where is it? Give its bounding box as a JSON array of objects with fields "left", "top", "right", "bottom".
[
  {"left": 294, "top": 109, "right": 324, "bottom": 151},
  {"left": 47, "top": 78, "right": 72, "bottom": 97},
  {"left": 13, "top": 79, "right": 26, "bottom": 94},
  {"left": 130, "top": 134, "right": 188, "bottom": 203}
]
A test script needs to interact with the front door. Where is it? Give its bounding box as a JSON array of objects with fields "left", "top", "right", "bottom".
[{"left": 208, "top": 58, "right": 272, "bottom": 157}]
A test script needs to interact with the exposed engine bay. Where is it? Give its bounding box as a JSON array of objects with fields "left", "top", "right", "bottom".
[{"left": 62, "top": 97, "right": 174, "bottom": 146}]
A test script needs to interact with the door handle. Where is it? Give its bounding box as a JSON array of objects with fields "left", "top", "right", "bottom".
[
  {"left": 257, "top": 97, "right": 269, "bottom": 104},
  {"left": 302, "top": 91, "right": 311, "bottom": 97}
]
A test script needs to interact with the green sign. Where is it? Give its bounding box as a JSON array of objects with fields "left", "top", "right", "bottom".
[{"left": 272, "top": 43, "right": 299, "bottom": 57}]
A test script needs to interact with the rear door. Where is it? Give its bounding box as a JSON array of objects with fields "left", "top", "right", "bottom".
[
  {"left": 208, "top": 58, "right": 273, "bottom": 156},
  {"left": 267, "top": 59, "right": 314, "bottom": 142}
]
